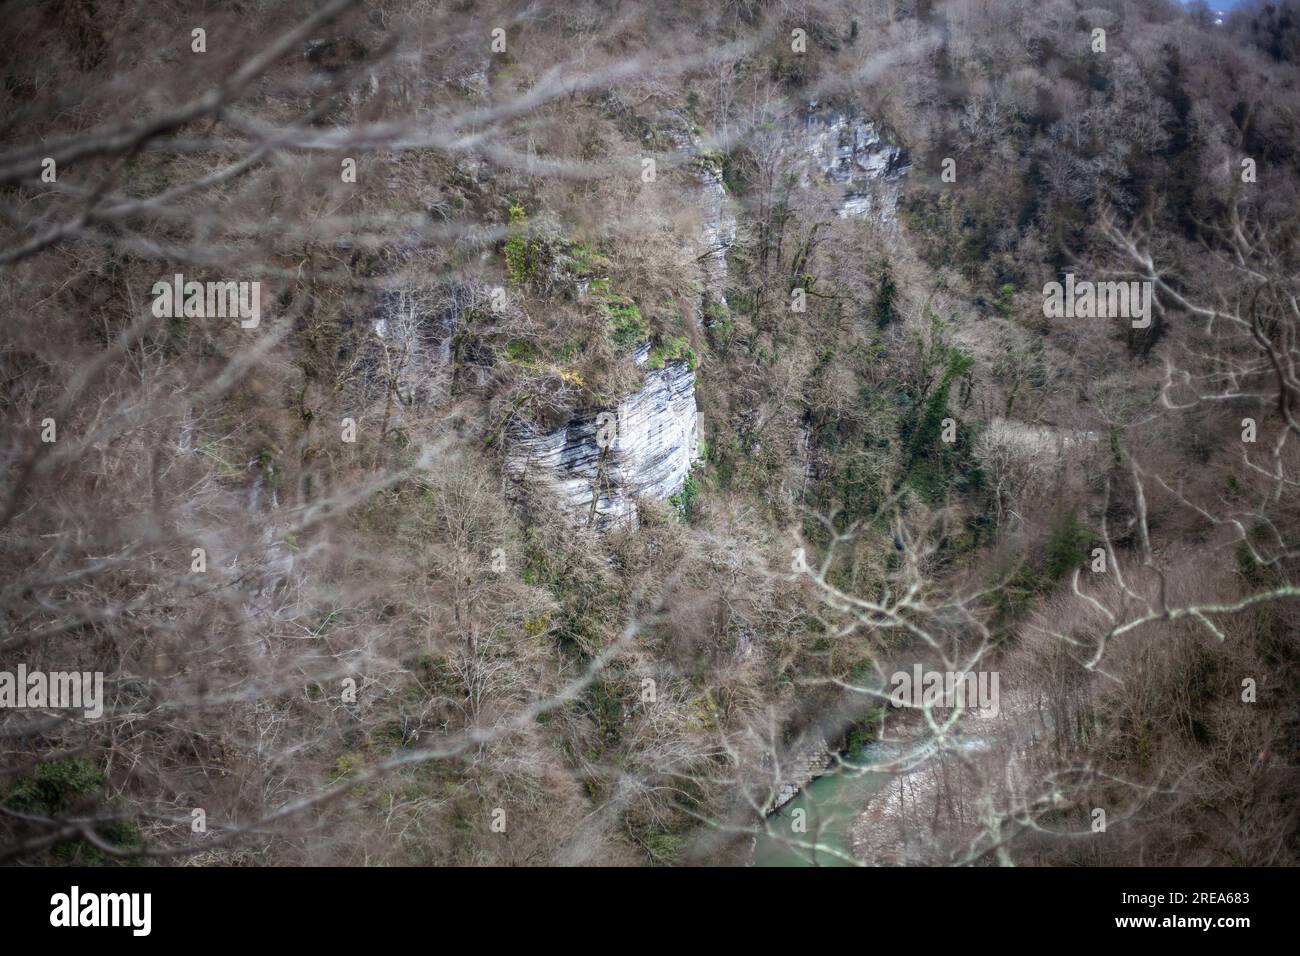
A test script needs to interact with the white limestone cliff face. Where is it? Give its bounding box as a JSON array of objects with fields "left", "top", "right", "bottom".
[
  {"left": 367, "top": 284, "right": 703, "bottom": 531},
  {"left": 802, "top": 104, "right": 910, "bottom": 224},
  {"left": 769, "top": 735, "right": 835, "bottom": 811},
  {"left": 691, "top": 157, "right": 736, "bottom": 323},
  {"left": 663, "top": 120, "right": 736, "bottom": 326},
  {"left": 505, "top": 347, "right": 700, "bottom": 531}
]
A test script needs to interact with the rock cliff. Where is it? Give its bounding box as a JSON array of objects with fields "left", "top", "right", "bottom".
[
  {"left": 802, "top": 104, "right": 911, "bottom": 223},
  {"left": 505, "top": 346, "right": 700, "bottom": 530}
]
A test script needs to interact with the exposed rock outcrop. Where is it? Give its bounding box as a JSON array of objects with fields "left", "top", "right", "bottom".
[
  {"left": 801, "top": 103, "right": 910, "bottom": 223},
  {"left": 982, "top": 418, "right": 1100, "bottom": 457},
  {"left": 505, "top": 347, "right": 700, "bottom": 531},
  {"left": 690, "top": 156, "right": 736, "bottom": 324},
  {"left": 501, "top": 113, "right": 721, "bottom": 528},
  {"left": 769, "top": 734, "right": 835, "bottom": 811},
  {"left": 663, "top": 119, "right": 736, "bottom": 326}
]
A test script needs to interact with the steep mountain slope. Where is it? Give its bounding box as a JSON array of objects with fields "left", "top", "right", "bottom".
[{"left": 1, "top": 0, "right": 1298, "bottom": 867}]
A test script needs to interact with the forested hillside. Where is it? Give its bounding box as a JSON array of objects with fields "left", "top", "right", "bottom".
[{"left": 2, "top": 0, "right": 1297, "bottom": 866}]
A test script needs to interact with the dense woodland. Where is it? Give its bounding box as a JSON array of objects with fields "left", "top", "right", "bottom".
[{"left": 1, "top": 0, "right": 1298, "bottom": 865}]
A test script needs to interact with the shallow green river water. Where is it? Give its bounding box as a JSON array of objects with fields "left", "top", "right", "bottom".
[{"left": 750, "top": 749, "right": 888, "bottom": 867}]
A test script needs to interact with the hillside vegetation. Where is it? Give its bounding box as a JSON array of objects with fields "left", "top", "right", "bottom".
[{"left": 1, "top": 0, "right": 1298, "bottom": 865}]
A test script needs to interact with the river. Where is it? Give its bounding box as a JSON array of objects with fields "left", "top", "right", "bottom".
[{"left": 750, "top": 745, "right": 888, "bottom": 867}]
